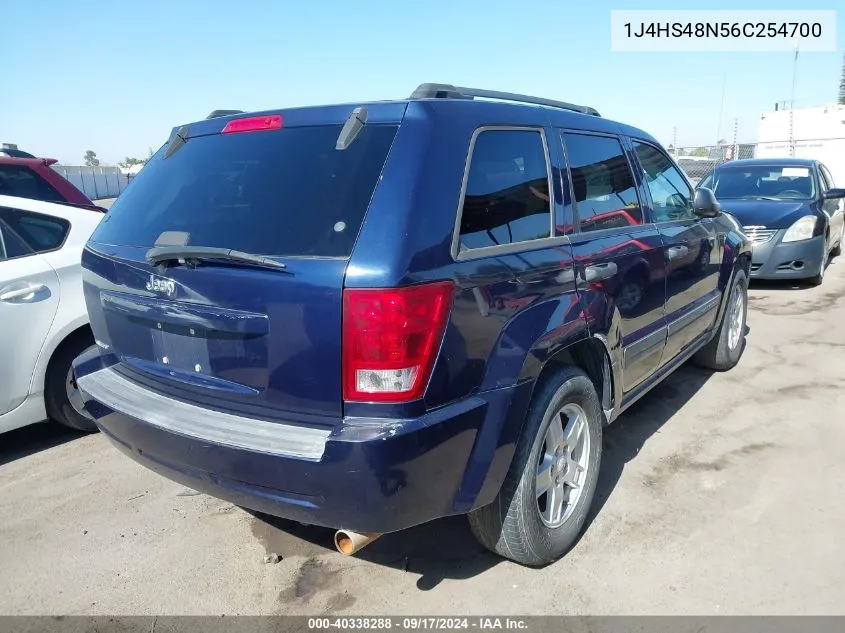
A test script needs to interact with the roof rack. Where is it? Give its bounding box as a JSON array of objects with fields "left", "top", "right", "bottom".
[
  {"left": 206, "top": 110, "right": 245, "bottom": 119},
  {"left": 408, "top": 83, "right": 600, "bottom": 117}
]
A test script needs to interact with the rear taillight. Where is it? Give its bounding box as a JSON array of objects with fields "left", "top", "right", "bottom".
[
  {"left": 342, "top": 281, "right": 454, "bottom": 403},
  {"left": 221, "top": 114, "right": 282, "bottom": 134}
]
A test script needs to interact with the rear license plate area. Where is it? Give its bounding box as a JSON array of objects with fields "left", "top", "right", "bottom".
[{"left": 151, "top": 326, "right": 212, "bottom": 374}]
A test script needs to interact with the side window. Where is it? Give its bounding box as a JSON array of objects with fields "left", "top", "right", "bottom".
[
  {"left": 458, "top": 129, "right": 551, "bottom": 252},
  {"left": 632, "top": 142, "right": 695, "bottom": 222},
  {"left": 562, "top": 133, "right": 642, "bottom": 232},
  {"left": 820, "top": 164, "right": 835, "bottom": 189},
  {"left": 0, "top": 207, "right": 69, "bottom": 254},
  {"left": 0, "top": 220, "right": 35, "bottom": 261},
  {"left": 0, "top": 166, "right": 65, "bottom": 203}
]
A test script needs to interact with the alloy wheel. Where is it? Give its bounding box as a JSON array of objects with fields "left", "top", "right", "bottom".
[{"left": 536, "top": 403, "right": 590, "bottom": 528}]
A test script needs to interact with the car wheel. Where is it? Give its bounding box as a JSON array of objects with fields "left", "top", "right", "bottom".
[
  {"left": 45, "top": 335, "right": 99, "bottom": 433},
  {"left": 807, "top": 241, "right": 828, "bottom": 286},
  {"left": 467, "top": 366, "right": 602, "bottom": 566},
  {"left": 692, "top": 268, "right": 748, "bottom": 371}
]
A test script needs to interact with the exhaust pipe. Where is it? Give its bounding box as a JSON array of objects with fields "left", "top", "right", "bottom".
[{"left": 334, "top": 529, "right": 381, "bottom": 555}]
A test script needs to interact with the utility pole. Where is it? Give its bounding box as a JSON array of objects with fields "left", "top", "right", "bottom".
[
  {"left": 732, "top": 118, "right": 738, "bottom": 160},
  {"left": 789, "top": 45, "right": 799, "bottom": 156},
  {"left": 715, "top": 72, "right": 727, "bottom": 147}
]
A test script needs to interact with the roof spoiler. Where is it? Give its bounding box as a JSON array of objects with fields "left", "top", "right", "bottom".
[{"left": 206, "top": 110, "right": 245, "bottom": 119}]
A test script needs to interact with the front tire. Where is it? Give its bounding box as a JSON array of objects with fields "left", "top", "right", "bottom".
[
  {"left": 831, "top": 224, "right": 844, "bottom": 258},
  {"left": 468, "top": 366, "right": 602, "bottom": 566},
  {"left": 45, "top": 335, "right": 99, "bottom": 433},
  {"left": 692, "top": 268, "right": 748, "bottom": 371},
  {"left": 806, "top": 241, "right": 828, "bottom": 287}
]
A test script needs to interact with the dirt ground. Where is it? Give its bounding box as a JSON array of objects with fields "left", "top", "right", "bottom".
[{"left": 1, "top": 260, "right": 844, "bottom": 616}]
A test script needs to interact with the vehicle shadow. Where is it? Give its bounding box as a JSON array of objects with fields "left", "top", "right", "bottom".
[
  {"left": 248, "top": 509, "right": 499, "bottom": 591},
  {"left": 749, "top": 279, "right": 809, "bottom": 291},
  {"left": 0, "top": 422, "right": 86, "bottom": 468},
  {"left": 583, "top": 363, "right": 715, "bottom": 533},
  {"left": 248, "top": 362, "right": 721, "bottom": 584}
]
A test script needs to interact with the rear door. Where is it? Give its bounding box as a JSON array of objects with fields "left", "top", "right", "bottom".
[
  {"left": 560, "top": 131, "right": 668, "bottom": 392},
  {"left": 82, "top": 107, "right": 402, "bottom": 427},
  {"left": 0, "top": 207, "right": 64, "bottom": 415},
  {"left": 630, "top": 140, "right": 720, "bottom": 363}
]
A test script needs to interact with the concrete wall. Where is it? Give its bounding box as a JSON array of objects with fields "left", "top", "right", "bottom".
[{"left": 51, "top": 165, "right": 129, "bottom": 200}]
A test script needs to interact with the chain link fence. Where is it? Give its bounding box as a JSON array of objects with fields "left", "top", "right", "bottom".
[
  {"left": 670, "top": 144, "right": 756, "bottom": 185},
  {"left": 670, "top": 138, "right": 845, "bottom": 186}
]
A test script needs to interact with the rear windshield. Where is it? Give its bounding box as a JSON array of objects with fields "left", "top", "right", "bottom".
[{"left": 91, "top": 123, "right": 398, "bottom": 257}]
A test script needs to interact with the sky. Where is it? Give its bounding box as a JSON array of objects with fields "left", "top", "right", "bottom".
[{"left": 2, "top": 0, "right": 843, "bottom": 165}]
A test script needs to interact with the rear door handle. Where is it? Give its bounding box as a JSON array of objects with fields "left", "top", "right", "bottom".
[
  {"left": 0, "top": 283, "right": 46, "bottom": 302},
  {"left": 668, "top": 245, "right": 689, "bottom": 260},
  {"left": 581, "top": 262, "right": 618, "bottom": 283}
]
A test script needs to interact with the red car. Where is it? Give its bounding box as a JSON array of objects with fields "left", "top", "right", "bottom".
[{"left": 0, "top": 156, "right": 105, "bottom": 212}]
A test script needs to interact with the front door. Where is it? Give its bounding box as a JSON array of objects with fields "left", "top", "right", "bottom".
[
  {"left": 630, "top": 141, "right": 720, "bottom": 363},
  {"left": 819, "top": 163, "right": 845, "bottom": 247}
]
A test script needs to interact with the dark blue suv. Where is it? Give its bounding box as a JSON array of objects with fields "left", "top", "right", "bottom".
[{"left": 72, "top": 84, "right": 752, "bottom": 566}]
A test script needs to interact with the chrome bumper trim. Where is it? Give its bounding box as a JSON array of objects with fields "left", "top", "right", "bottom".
[{"left": 76, "top": 367, "right": 330, "bottom": 460}]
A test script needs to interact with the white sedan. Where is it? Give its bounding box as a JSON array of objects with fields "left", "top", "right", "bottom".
[{"left": 0, "top": 194, "right": 104, "bottom": 434}]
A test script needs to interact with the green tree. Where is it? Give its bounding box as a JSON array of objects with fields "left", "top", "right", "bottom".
[
  {"left": 691, "top": 147, "right": 709, "bottom": 157},
  {"left": 83, "top": 150, "right": 100, "bottom": 167},
  {"left": 118, "top": 157, "right": 145, "bottom": 168}
]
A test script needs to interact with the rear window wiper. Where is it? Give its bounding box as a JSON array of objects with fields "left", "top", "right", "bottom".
[{"left": 145, "top": 245, "right": 287, "bottom": 271}]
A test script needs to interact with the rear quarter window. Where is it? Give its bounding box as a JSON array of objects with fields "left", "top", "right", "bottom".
[
  {"left": 0, "top": 207, "right": 69, "bottom": 255},
  {"left": 457, "top": 128, "right": 552, "bottom": 253},
  {"left": 91, "top": 124, "right": 399, "bottom": 258}
]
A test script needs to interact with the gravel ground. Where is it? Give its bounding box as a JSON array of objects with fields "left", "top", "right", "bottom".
[{"left": 1, "top": 260, "right": 844, "bottom": 615}]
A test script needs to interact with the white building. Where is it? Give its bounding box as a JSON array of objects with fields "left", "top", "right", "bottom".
[
  {"left": 119, "top": 164, "right": 145, "bottom": 176},
  {"left": 757, "top": 104, "right": 845, "bottom": 186}
]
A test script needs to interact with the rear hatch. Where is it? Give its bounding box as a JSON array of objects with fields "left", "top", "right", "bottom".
[{"left": 82, "top": 104, "right": 404, "bottom": 427}]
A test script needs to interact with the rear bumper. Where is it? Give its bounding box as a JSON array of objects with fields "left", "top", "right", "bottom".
[
  {"left": 749, "top": 232, "right": 825, "bottom": 279},
  {"left": 72, "top": 348, "right": 532, "bottom": 534}
]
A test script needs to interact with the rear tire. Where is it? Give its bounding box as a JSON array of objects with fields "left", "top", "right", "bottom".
[
  {"left": 692, "top": 268, "right": 748, "bottom": 371},
  {"left": 468, "top": 366, "right": 602, "bottom": 566},
  {"left": 45, "top": 334, "right": 98, "bottom": 433}
]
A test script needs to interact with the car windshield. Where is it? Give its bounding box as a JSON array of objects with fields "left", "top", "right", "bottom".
[{"left": 699, "top": 165, "right": 816, "bottom": 200}]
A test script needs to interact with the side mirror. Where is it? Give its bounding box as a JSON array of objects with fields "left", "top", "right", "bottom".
[
  {"left": 693, "top": 187, "right": 721, "bottom": 218},
  {"left": 822, "top": 188, "right": 845, "bottom": 200}
]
